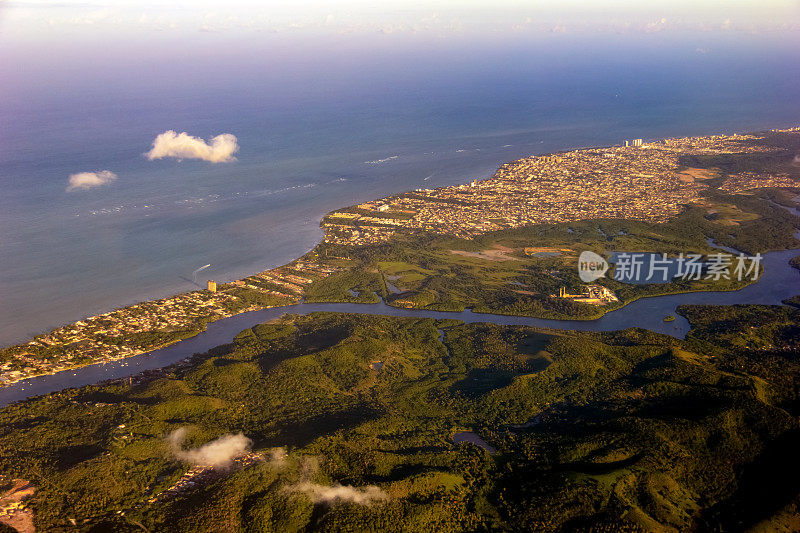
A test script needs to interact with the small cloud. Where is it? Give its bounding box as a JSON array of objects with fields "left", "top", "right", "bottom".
[
  {"left": 290, "top": 482, "right": 389, "bottom": 506},
  {"left": 66, "top": 170, "right": 117, "bottom": 192},
  {"left": 167, "top": 428, "right": 251, "bottom": 468},
  {"left": 146, "top": 130, "right": 239, "bottom": 163},
  {"left": 695, "top": 47, "right": 710, "bottom": 54},
  {"left": 267, "top": 447, "right": 289, "bottom": 470},
  {"left": 284, "top": 455, "right": 388, "bottom": 506}
]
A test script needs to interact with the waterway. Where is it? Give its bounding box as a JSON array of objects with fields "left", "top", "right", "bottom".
[{"left": 1, "top": 241, "right": 798, "bottom": 407}]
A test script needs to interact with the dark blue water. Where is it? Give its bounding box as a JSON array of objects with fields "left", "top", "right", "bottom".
[{"left": 1, "top": 33, "right": 799, "bottom": 346}]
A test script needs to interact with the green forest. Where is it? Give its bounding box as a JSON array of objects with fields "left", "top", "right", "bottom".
[{"left": 1, "top": 304, "right": 799, "bottom": 531}]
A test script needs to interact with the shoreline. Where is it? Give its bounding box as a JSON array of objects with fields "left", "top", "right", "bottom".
[
  {"left": 2, "top": 126, "right": 799, "bottom": 387},
  {"left": 0, "top": 127, "right": 790, "bottom": 350},
  {"left": 0, "top": 281, "right": 758, "bottom": 390},
  {"left": 4, "top": 250, "right": 800, "bottom": 406}
]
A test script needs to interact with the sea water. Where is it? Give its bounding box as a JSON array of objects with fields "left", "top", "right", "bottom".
[{"left": 1, "top": 32, "right": 799, "bottom": 346}]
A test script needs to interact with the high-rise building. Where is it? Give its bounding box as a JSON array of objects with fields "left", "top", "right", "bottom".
[{"left": 207, "top": 280, "right": 217, "bottom": 292}]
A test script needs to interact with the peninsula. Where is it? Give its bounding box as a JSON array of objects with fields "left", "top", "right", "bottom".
[{"left": 2, "top": 127, "right": 799, "bottom": 386}]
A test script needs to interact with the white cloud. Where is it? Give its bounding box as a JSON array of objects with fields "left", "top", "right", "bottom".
[
  {"left": 284, "top": 455, "right": 388, "bottom": 506},
  {"left": 266, "top": 447, "right": 289, "bottom": 470},
  {"left": 290, "top": 482, "right": 389, "bottom": 506},
  {"left": 167, "top": 428, "right": 251, "bottom": 468},
  {"left": 146, "top": 130, "right": 239, "bottom": 163},
  {"left": 66, "top": 170, "right": 117, "bottom": 192}
]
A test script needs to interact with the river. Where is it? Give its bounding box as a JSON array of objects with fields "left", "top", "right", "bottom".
[{"left": 1, "top": 240, "right": 798, "bottom": 407}]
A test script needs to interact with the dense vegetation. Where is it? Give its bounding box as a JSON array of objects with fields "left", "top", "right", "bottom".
[
  {"left": 304, "top": 190, "right": 798, "bottom": 320},
  {"left": 1, "top": 305, "right": 799, "bottom": 531},
  {"left": 2, "top": 133, "right": 798, "bottom": 531}
]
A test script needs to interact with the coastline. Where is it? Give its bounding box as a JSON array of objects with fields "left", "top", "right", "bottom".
[
  {"left": 2, "top": 126, "right": 799, "bottom": 387},
  {"left": 0, "top": 278, "right": 763, "bottom": 390}
]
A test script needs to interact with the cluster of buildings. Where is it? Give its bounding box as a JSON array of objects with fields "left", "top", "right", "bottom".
[
  {"left": 658, "top": 132, "right": 784, "bottom": 154},
  {"left": 321, "top": 129, "right": 798, "bottom": 246},
  {"left": 0, "top": 290, "right": 240, "bottom": 384},
  {"left": 148, "top": 452, "right": 265, "bottom": 505},
  {"left": 322, "top": 205, "right": 414, "bottom": 245},
  {"left": 0, "top": 478, "right": 34, "bottom": 532},
  {"left": 0, "top": 498, "right": 30, "bottom": 523},
  {"left": 719, "top": 172, "right": 798, "bottom": 194},
  {"left": 554, "top": 285, "right": 618, "bottom": 305},
  {"left": 657, "top": 130, "right": 797, "bottom": 194},
  {"left": 0, "top": 258, "right": 341, "bottom": 386}
]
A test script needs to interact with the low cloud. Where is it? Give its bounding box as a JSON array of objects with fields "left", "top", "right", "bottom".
[
  {"left": 267, "top": 447, "right": 289, "bottom": 470},
  {"left": 286, "top": 455, "right": 388, "bottom": 506},
  {"left": 290, "top": 482, "right": 388, "bottom": 506},
  {"left": 146, "top": 130, "right": 239, "bottom": 163},
  {"left": 66, "top": 170, "right": 117, "bottom": 192},
  {"left": 167, "top": 428, "right": 251, "bottom": 468}
]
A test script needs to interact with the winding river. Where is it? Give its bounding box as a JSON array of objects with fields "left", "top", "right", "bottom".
[{"left": 1, "top": 240, "right": 798, "bottom": 407}]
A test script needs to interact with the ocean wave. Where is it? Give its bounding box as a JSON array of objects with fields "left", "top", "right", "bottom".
[
  {"left": 81, "top": 184, "right": 319, "bottom": 217},
  {"left": 364, "top": 155, "right": 398, "bottom": 164}
]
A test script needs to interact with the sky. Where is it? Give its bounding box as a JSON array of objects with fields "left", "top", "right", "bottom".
[
  {"left": 1, "top": 0, "right": 799, "bottom": 40},
  {"left": 1, "top": 1, "right": 798, "bottom": 140}
]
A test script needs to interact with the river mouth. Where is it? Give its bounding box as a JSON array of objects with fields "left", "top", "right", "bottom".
[{"left": 0, "top": 243, "right": 798, "bottom": 408}]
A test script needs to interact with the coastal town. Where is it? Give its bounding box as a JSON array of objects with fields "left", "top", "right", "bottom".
[
  {"left": 0, "top": 259, "right": 340, "bottom": 386},
  {"left": 1, "top": 128, "right": 798, "bottom": 386},
  {"left": 322, "top": 129, "right": 798, "bottom": 245}
]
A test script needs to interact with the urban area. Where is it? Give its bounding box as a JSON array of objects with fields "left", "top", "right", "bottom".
[{"left": 2, "top": 128, "right": 798, "bottom": 386}]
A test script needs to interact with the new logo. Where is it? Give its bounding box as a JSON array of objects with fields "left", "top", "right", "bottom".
[{"left": 578, "top": 251, "right": 609, "bottom": 282}]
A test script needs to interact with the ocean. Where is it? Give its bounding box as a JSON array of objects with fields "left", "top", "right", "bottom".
[{"left": 1, "top": 32, "right": 799, "bottom": 347}]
